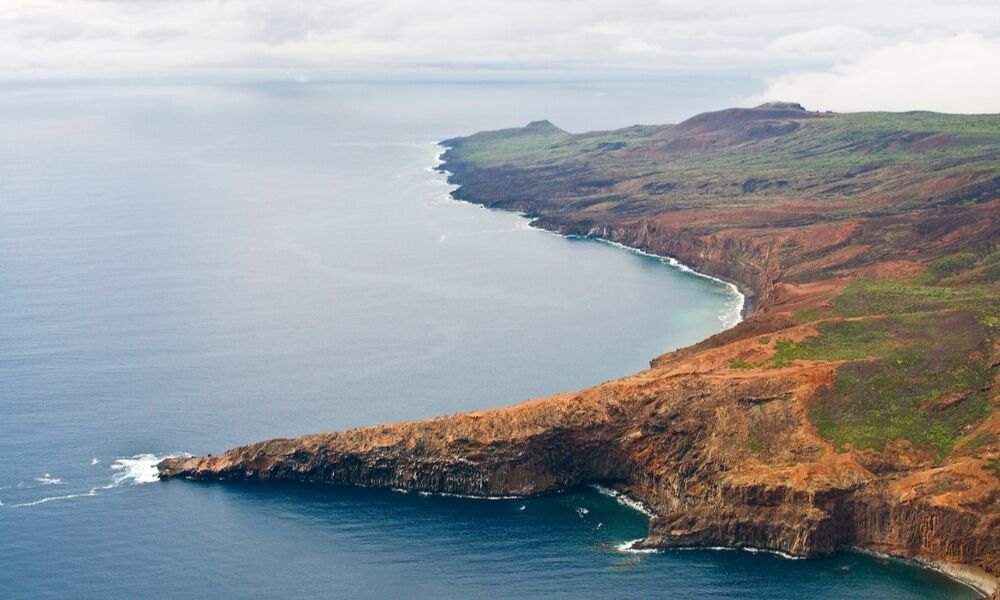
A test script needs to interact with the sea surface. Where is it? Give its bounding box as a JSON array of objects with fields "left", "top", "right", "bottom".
[{"left": 0, "top": 82, "right": 978, "bottom": 599}]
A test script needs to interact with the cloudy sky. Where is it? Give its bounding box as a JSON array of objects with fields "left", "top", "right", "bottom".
[{"left": 3, "top": 0, "right": 999, "bottom": 112}]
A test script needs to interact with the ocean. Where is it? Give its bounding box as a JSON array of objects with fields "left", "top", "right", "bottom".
[{"left": 0, "top": 82, "right": 977, "bottom": 599}]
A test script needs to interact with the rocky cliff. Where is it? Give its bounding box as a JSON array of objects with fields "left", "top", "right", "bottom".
[{"left": 159, "top": 104, "right": 1000, "bottom": 594}]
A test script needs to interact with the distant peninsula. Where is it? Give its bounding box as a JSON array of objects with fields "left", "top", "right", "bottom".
[{"left": 159, "top": 103, "right": 1000, "bottom": 596}]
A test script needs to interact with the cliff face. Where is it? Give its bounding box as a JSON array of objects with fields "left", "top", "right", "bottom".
[
  {"left": 160, "top": 388, "right": 634, "bottom": 497},
  {"left": 159, "top": 105, "right": 1000, "bottom": 593},
  {"left": 159, "top": 319, "right": 999, "bottom": 575},
  {"left": 532, "top": 217, "right": 783, "bottom": 308}
]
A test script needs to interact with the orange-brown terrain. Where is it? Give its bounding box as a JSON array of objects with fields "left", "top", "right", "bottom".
[{"left": 159, "top": 103, "right": 1000, "bottom": 595}]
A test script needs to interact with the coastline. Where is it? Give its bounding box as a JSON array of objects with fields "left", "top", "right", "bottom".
[
  {"left": 571, "top": 235, "right": 748, "bottom": 327},
  {"left": 924, "top": 560, "right": 997, "bottom": 598},
  {"left": 430, "top": 142, "right": 993, "bottom": 597},
  {"left": 431, "top": 143, "right": 748, "bottom": 330},
  {"left": 849, "top": 547, "right": 997, "bottom": 598}
]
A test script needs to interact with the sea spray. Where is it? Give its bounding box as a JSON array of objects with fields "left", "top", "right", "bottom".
[
  {"left": 616, "top": 539, "right": 659, "bottom": 554},
  {"left": 4, "top": 453, "right": 188, "bottom": 509},
  {"left": 111, "top": 453, "right": 189, "bottom": 486},
  {"left": 590, "top": 484, "right": 655, "bottom": 517}
]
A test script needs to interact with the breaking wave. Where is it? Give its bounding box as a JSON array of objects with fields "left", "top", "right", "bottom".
[
  {"left": 616, "top": 539, "right": 659, "bottom": 554},
  {"left": 4, "top": 453, "right": 186, "bottom": 509},
  {"left": 590, "top": 484, "right": 654, "bottom": 517},
  {"left": 110, "top": 453, "right": 178, "bottom": 486}
]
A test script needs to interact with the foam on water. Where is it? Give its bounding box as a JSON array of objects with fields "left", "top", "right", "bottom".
[
  {"left": 617, "top": 539, "right": 659, "bottom": 554},
  {"left": 4, "top": 454, "right": 185, "bottom": 509},
  {"left": 741, "top": 547, "right": 805, "bottom": 560},
  {"left": 590, "top": 484, "right": 655, "bottom": 517},
  {"left": 6, "top": 487, "right": 106, "bottom": 508},
  {"left": 617, "top": 540, "right": 806, "bottom": 560},
  {"left": 413, "top": 489, "right": 523, "bottom": 500},
  {"left": 111, "top": 454, "right": 185, "bottom": 486},
  {"left": 588, "top": 238, "right": 746, "bottom": 329}
]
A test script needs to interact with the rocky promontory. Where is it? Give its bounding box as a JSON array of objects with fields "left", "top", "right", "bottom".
[{"left": 160, "top": 104, "right": 1000, "bottom": 594}]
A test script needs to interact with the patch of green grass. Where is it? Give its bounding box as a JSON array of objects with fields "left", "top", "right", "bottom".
[
  {"left": 757, "top": 336, "right": 771, "bottom": 345},
  {"left": 805, "top": 311, "right": 994, "bottom": 458},
  {"left": 794, "top": 308, "right": 822, "bottom": 323},
  {"left": 962, "top": 432, "right": 995, "bottom": 451},
  {"left": 762, "top": 319, "right": 899, "bottom": 369},
  {"left": 990, "top": 457, "right": 1000, "bottom": 480},
  {"left": 928, "top": 254, "right": 977, "bottom": 280},
  {"left": 831, "top": 279, "right": 967, "bottom": 317},
  {"left": 770, "top": 338, "right": 798, "bottom": 368},
  {"left": 829, "top": 278, "right": 1000, "bottom": 326},
  {"left": 747, "top": 424, "right": 766, "bottom": 453},
  {"left": 729, "top": 358, "right": 755, "bottom": 369},
  {"left": 786, "top": 320, "right": 897, "bottom": 362},
  {"left": 970, "top": 247, "right": 1000, "bottom": 283}
]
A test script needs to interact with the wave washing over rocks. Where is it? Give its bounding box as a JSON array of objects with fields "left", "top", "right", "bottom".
[{"left": 2, "top": 454, "right": 186, "bottom": 509}]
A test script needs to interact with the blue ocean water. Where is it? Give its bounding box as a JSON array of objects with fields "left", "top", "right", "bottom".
[{"left": 0, "top": 82, "right": 978, "bottom": 599}]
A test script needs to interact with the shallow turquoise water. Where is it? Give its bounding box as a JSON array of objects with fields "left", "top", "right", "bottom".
[{"left": 0, "top": 82, "right": 978, "bottom": 599}]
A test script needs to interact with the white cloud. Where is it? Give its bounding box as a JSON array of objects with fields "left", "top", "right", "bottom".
[
  {"left": 0, "top": 0, "right": 998, "bottom": 101},
  {"left": 749, "top": 33, "right": 1000, "bottom": 113},
  {"left": 615, "top": 39, "right": 672, "bottom": 56},
  {"left": 770, "top": 26, "right": 875, "bottom": 59}
]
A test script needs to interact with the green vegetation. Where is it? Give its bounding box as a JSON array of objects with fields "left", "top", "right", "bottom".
[
  {"left": 779, "top": 274, "right": 999, "bottom": 458},
  {"left": 990, "top": 457, "right": 1000, "bottom": 480},
  {"left": 794, "top": 308, "right": 822, "bottom": 323},
  {"left": 830, "top": 278, "right": 1000, "bottom": 324},
  {"left": 831, "top": 279, "right": 969, "bottom": 316},
  {"left": 443, "top": 121, "right": 574, "bottom": 166},
  {"left": 928, "top": 254, "right": 978, "bottom": 281},
  {"left": 443, "top": 107, "right": 1000, "bottom": 218},
  {"left": 804, "top": 312, "right": 993, "bottom": 458},
  {"left": 962, "top": 432, "right": 995, "bottom": 451},
  {"left": 747, "top": 424, "right": 766, "bottom": 453},
  {"left": 720, "top": 309, "right": 994, "bottom": 458},
  {"left": 770, "top": 338, "right": 798, "bottom": 368},
  {"left": 783, "top": 321, "right": 898, "bottom": 362},
  {"left": 757, "top": 336, "right": 771, "bottom": 345}
]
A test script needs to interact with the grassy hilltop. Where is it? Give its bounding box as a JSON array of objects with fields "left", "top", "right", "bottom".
[{"left": 443, "top": 103, "right": 1000, "bottom": 216}]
